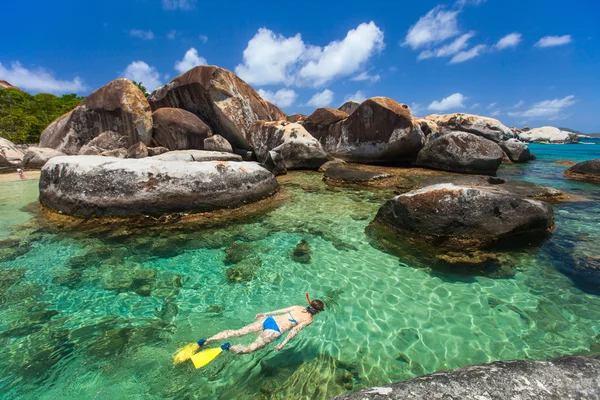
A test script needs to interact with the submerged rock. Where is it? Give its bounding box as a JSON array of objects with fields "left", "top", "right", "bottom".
[
  {"left": 247, "top": 121, "right": 329, "bottom": 170},
  {"left": 148, "top": 65, "right": 285, "bottom": 150},
  {"left": 564, "top": 159, "right": 600, "bottom": 184},
  {"left": 373, "top": 183, "right": 555, "bottom": 249},
  {"left": 425, "top": 113, "right": 514, "bottom": 142},
  {"left": 39, "top": 79, "right": 153, "bottom": 154},
  {"left": 225, "top": 257, "right": 261, "bottom": 283},
  {"left": 333, "top": 356, "right": 600, "bottom": 400},
  {"left": 224, "top": 242, "right": 255, "bottom": 265},
  {"left": 499, "top": 138, "right": 531, "bottom": 163},
  {"left": 22, "top": 147, "right": 66, "bottom": 169},
  {"left": 290, "top": 239, "right": 311, "bottom": 264},
  {"left": 318, "top": 160, "right": 346, "bottom": 172},
  {"left": 39, "top": 156, "right": 279, "bottom": 217},
  {"left": 324, "top": 168, "right": 391, "bottom": 184},
  {"left": 415, "top": 132, "right": 504, "bottom": 175},
  {"left": 152, "top": 108, "right": 213, "bottom": 150}
]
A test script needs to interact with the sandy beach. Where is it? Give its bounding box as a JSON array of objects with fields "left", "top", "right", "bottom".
[{"left": 0, "top": 170, "right": 40, "bottom": 182}]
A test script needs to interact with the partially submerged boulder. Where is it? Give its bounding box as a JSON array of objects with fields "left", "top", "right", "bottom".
[
  {"left": 148, "top": 66, "right": 285, "bottom": 150},
  {"left": 247, "top": 121, "right": 329, "bottom": 170},
  {"left": 22, "top": 147, "right": 66, "bottom": 169},
  {"left": 39, "top": 79, "right": 152, "bottom": 154},
  {"left": 302, "top": 108, "right": 349, "bottom": 141},
  {"left": 373, "top": 183, "right": 554, "bottom": 249},
  {"left": 151, "top": 150, "right": 242, "bottom": 162},
  {"left": 416, "top": 132, "right": 504, "bottom": 175},
  {"left": 338, "top": 100, "right": 360, "bottom": 115},
  {"left": 519, "top": 126, "right": 580, "bottom": 144},
  {"left": 324, "top": 168, "right": 391, "bottom": 184},
  {"left": 0, "top": 138, "right": 24, "bottom": 170},
  {"left": 499, "top": 138, "right": 531, "bottom": 163},
  {"left": 203, "top": 135, "right": 232, "bottom": 153},
  {"left": 39, "top": 156, "right": 279, "bottom": 217},
  {"left": 564, "top": 159, "right": 600, "bottom": 183},
  {"left": 425, "top": 113, "right": 514, "bottom": 142},
  {"left": 151, "top": 108, "right": 213, "bottom": 150},
  {"left": 332, "top": 356, "right": 600, "bottom": 400},
  {"left": 313, "top": 97, "right": 424, "bottom": 163}
]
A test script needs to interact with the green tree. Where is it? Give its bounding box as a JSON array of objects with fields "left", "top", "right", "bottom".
[{"left": 131, "top": 81, "right": 150, "bottom": 97}]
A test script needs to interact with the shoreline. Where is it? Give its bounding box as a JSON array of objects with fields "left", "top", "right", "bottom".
[{"left": 0, "top": 170, "right": 40, "bottom": 182}]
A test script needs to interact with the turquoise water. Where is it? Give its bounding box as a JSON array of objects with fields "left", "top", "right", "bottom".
[{"left": 1, "top": 143, "right": 600, "bottom": 399}]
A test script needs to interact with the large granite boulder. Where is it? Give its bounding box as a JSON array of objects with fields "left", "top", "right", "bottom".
[
  {"left": 0, "top": 138, "right": 24, "bottom": 170},
  {"left": 287, "top": 114, "right": 307, "bottom": 123},
  {"left": 426, "top": 113, "right": 514, "bottom": 142},
  {"left": 247, "top": 121, "right": 329, "bottom": 170},
  {"left": 151, "top": 108, "right": 213, "bottom": 150},
  {"left": 314, "top": 97, "right": 425, "bottom": 163},
  {"left": 151, "top": 150, "right": 242, "bottom": 162},
  {"left": 499, "top": 138, "right": 531, "bottom": 163},
  {"left": 416, "top": 132, "right": 504, "bottom": 175},
  {"left": 22, "top": 147, "right": 66, "bottom": 169},
  {"left": 148, "top": 66, "right": 285, "bottom": 150},
  {"left": 373, "top": 183, "right": 554, "bottom": 248},
  {"left": 564, "top": 159, "right": 600, "bottom": 183},
  {"left": 203, "top": 135, "right": 232, "bottom": 153},
  {"left": 39, "top": 79, "right": 152, "bottom": 154},
  {"left": 519, "top": 126, "right": 580, "bottom": 144},
  {"left": 76, "top": 130, "right": 127, "bottom": 155},
  {"left": 333, "top": 356, "right": 600, "bottom": 400},
  {"left": 338, "top": 100, "right": 360, "bottom": 115},
  {"left": 39, "top": 156, "right": 279, "bottom": 217},
  {"left": 302, "top": 108, "right": 349, "bottom": 141}
]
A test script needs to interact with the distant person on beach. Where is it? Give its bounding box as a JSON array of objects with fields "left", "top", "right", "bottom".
[{"left": 17, "top": 169, "right": 26, "bottom": 180}]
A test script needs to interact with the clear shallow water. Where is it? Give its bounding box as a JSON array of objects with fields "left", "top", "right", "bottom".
[{"left": 1, "top": 144, "right": 600, "bottom": 399}]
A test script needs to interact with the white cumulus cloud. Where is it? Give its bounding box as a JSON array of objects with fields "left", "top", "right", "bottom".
[
  {"left": 174, "top": 48, "right": 208, "bottom": 74},
  {"left": 257, "top": 88, "right": 297, "bottom": 108},
  {"left": 535, "top": 35, "right": 572, "bottom": 48},
  {"left": 0, "top": 61, "right": 87, "bottom": 94},
  {"left": 163, "top": 0, "right": 195, "bottom": 10},
  {"left": 496, "top": 33, "right": 522, "bottom": 50},
  {"left": 507, "top": 95, "right": 576, "bottom": 119},
  {"left": 129, "top": 29, "right": 155, "bottom": 40},
  {"left": 450, "top": 44, "right": 487, "bottom": 63},
  {"left": 404, "top": 6, "right": 460, "bottom": 50},
  {"left": 418, "top": 31, "right": 476, "bottom": 60},
  {"left": 307, "top": 89, "right": 334, "bottom": 108},
  {"left": 428, "top": 93, "right": 467, "bottom": 112},
  {"left": 343, "top": 90, "right": 366, "bottom": 103},
  {"left": 235, "top": 22, "right": 384, "bottom": 87},
  {"left": 122, "top": 61, "right": 162, "bottom": 91}
]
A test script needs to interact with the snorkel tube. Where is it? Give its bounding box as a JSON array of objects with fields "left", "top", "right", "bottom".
[{"left": 305, "top": 292, "right": 312, "bottom": 305}]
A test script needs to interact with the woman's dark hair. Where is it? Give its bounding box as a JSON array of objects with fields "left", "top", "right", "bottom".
[{"left": 310, "top": 299, "right": 325, "bottom": 312}]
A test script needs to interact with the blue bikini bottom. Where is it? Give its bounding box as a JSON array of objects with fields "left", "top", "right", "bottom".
[{"left": 263, "top": 316, "right": 281, "bottom": 334}]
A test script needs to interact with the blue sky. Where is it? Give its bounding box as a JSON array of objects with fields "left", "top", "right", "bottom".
[{"left": 2, "top": 0, "right": 599, "bottom": 132}]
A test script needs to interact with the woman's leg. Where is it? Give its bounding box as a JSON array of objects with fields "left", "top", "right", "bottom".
[
  {"left": 205, "top": 321, "right": 263, "bottom": 343},
  {"left": 229, "top": 330, "right": 280, "bottom": 354}
]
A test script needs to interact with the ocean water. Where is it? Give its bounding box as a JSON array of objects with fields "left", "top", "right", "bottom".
[{"left": 0, "top": 143, "right": 599, "bottom": 399}]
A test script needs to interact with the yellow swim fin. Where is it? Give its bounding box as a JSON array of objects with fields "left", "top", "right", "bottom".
[{"left": 190, "top": 342, "right": 231, "bottom": 369}]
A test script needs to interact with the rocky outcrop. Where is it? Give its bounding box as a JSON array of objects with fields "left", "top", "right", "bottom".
[
  {"left": 148, "top": 66, "right": 285, "bottom": 150},
  {"left": 247, "top": 121, "right": 329, "bottom": 170},
  {"left": 39, "top": 79, "right": 152, "bottom": 154},
  {"left": 287, "top": 114, "right": 307, "bottom": 123},
  {"left": 0, "top": 79, "right": 16, "bottom": 89},
  {"left": 39, "top": 156, "right": 279, "bottom": 217},
  {"left": 338, "top": 101, "right": 360, "bottom": 115},
  {"left": 425, "top": 113, "right": 514, "bottom": 142},
  {"left": 499, "top": 138, "right": 531, "bottom": 163},
  {"left": 22, "top": 147, "right": 66, "bottom": 169},
  {"left": 564, "top": 159, "right": 600, "bottom": 183},
  {"left": 126, "top": 142, "right": 148, "bottom": 159},
  {"left": 76, "top": 130, "right": 128, "bottom": 155},
  {"left": 313, "top": 97, "right": 424, "bottom": 164},
  {"left": 416, "top": 132, "right": 504, "bottom": 175},
  {"left": 332, "top": 356, "right": 600, "bottom": 400},
  {"left": 151, "top": 150, "right": 242, "bottom": 162},
  {"left": 0, "top": 138, "right": 24, "bottom": 170},
  {"left": 373, "top": 183, "right": 554, "bottom": 249},
  {"left": 519, "top": 126, "right": 580, "bottom": 144},
  {"left": 203, "top": 135, "right": 232, "bottom": 153},
  {"left": 302, "top": 108, "right": 348, "bottom": 141},
  {"left": 151, "top": 108, "right": 213, "bottom": 150}
]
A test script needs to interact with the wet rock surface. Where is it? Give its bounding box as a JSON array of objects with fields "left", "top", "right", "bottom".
[
  {"left": 39, "top": 156, "right": 279, "bottom": 217},
  {"left": 333, "top": 356, "right": 600, "bottom": 400},
  {"left": 416, "top": 132, "right": 504, "bottom": 175},
  {"left": 564, "top": 159, "right": 600, "bottom": 183}
]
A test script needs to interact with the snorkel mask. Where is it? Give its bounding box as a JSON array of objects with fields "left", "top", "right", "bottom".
[{"left": 306, "top": 292, "right": 318, "bottom": 314}]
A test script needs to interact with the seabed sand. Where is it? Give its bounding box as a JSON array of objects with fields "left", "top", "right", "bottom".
[{"left": 0, "top": 170, "right": 40, "bottom": 182}]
